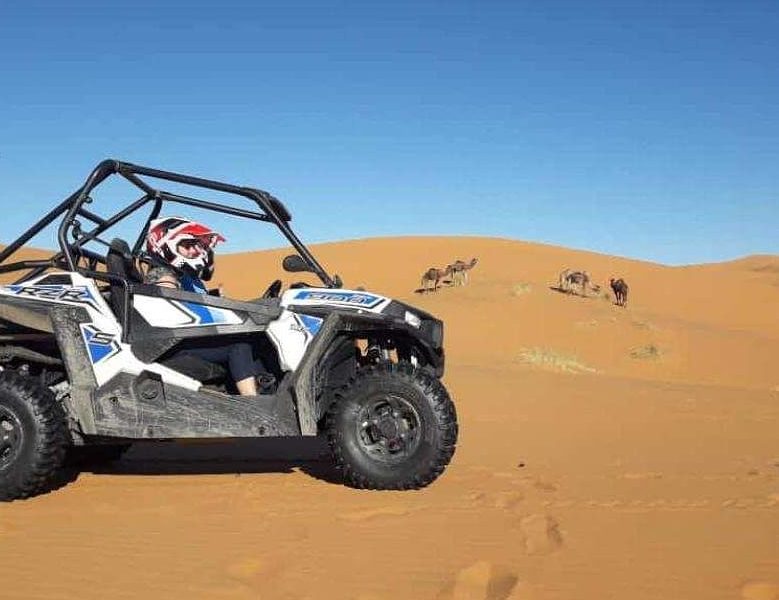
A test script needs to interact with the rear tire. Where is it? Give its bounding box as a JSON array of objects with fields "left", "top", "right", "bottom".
[
  {"left": 0, "top": 371, "right": 69, "bottom": 501},
  {"left": 325, "top": 362, "right": 458, "bottom": 489}
]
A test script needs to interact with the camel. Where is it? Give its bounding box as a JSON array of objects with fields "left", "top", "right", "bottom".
[
  {"left": 448, "top": 258, "right": 478, "bottom": 286},
  {"left": 558, "top": 268, "right": 592, "bottom": 296},
  {"left": 558, "top": 268, "right": 572, "bottom": 292},
  {"left": 610, "top": 277, "right": 629, "bottom": 307},
  {"left": 421, "top": 265, "right": 452, "bottom": 292}
]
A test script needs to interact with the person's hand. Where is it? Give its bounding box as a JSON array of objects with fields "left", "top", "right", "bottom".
[
  {"left": 207, "top": 283, "right": 225, "bottom": 297},
  {"left": 157, "top": 275, "right": 180, "bottom": 289},
  {"left": 146, "top": 267, "right": 181, "bottom": 289}
]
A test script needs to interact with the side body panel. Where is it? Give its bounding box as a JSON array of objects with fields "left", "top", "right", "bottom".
[{"left": 268, "top": 288, "right": 391, "bottom": 371}]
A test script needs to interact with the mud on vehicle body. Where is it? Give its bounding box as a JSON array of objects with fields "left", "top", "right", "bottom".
[{"left": 0, "top": 160, "right": 458, "bottom": 500}]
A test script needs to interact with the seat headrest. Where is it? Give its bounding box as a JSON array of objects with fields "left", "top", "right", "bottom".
[
  {"left": 109, "top": 238, "right": 133, "bottom": 259},
  {"left": 107, "top": 238, "right": 142, "bottom": 282}
]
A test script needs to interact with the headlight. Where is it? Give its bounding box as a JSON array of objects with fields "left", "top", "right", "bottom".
[{"left": 404, "top": 310, "right": 422, "bottom": 328}]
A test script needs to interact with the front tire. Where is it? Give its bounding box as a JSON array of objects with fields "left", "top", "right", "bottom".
[
  {"left": 0, "top": 371, "right": 68, "bottom": 501},
  {"left": 325, "top": 362, "right": 458, "bottom": 489}
]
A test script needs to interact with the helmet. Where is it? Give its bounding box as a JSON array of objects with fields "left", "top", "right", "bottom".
[{"left": 145, "top": 217, "right": 225, "bottom": 281}]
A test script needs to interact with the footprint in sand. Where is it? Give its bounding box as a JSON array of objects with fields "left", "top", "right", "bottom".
[
  {"left": 741, "top": 582, "right": 779, "bottom": 600},
  {"left": 438, "top": 560, "right": 520, "bottom": 600},
  {"left": 494, "top": 471, "right": 521, "bottom": 480},
  {"left": 226, "top": 557, "right": 274, "bottom": 585},
  {"left": 621, "top": 472, "right": 663, "bottom": 480},
  {"left": 519, "top": 514, "right": 563, "bottom": 555},
  {"left": 722, "top": 498, "right": 762, "bottom": 509},
  {"left": 467, "top": 491, "right": 488, "bottom": 504},
  {"left": 532, "top": 478, "right": 558, "bottom": 492},
  {"left": 0, "top": 520, "right": 16, "bottom": 535},
  {"left": 494, "top": 491, "right": 524, "bottom": 510},
  {"left": 338, "top": 506, "right": 414, "bottom": 522}
]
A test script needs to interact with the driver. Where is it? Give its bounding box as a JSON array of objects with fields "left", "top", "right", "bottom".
[
  {"left": 144, "top": 217, "right": 275, "bottom": 396},
  {"left": 145, "top": 217, "right": 223, "bottom": 294}
]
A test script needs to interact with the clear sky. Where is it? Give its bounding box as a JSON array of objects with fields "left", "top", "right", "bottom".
[{"left": 1, "top": 0, "right": 777, "bottom": 265}]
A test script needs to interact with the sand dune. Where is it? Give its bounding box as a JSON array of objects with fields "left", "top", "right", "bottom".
[{"left": 1, "top": 236, "right": 777, "bottom": 599}]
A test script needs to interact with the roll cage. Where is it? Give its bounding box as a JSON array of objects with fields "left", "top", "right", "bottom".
[{"left": 0, "top": 159, "right": 336, "bottom": 287}]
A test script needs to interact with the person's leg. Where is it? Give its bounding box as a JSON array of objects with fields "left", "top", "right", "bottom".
[
  {"left": 177, "top": 343, "right": 258, "bottom": 396},
  {"left": 226, "top": 342, "right": 259, "bottom": 396},
  {"left": 235, "top": 376, "right": 257, "bottom": 396}
]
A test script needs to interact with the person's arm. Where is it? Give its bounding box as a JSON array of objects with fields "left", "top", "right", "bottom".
[{"left": 144, "top": 266, "right": 181, "bottom": 289}]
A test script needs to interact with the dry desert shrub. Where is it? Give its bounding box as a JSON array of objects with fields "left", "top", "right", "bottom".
[
  {"left": 751, "top": 263, "right": 779, "bottom": 274},
  {"left": 630, "top": 343, "right": 662, "bottom": 360},
  {"left": 517, "top": 347, "right": 597, "bottom": 374},
  {"left": 512, "top": 282, "right": 532, "bottom": 297},
  {"left": 575, "top": 319, "right": 599, "bottom": 328},
  {"left": 631, "top": 318, "right": 657, "bottom": 331},
  {"left": 595, "top": 288, "right": 612, "bottom": 302}
]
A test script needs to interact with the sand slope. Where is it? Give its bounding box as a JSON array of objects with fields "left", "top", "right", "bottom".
[{"left": 1, "top": 237, "right": 777, "bottom": 600}]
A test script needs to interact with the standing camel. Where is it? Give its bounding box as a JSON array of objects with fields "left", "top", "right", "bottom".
[
  {"left": 421, "top": 265, "right": 452, "bottom": 292},
  {"left": 609, "top": 278, "right": 629, "bottom": 307},
  {"left": 558, "top": 268, "right": 573, "bottom": 293},
  {"left": 448, "top": 258, "right": 479, "bottom": 286},
  {"left": 558, "top": 268, "right": 592, "bottom": 296}
]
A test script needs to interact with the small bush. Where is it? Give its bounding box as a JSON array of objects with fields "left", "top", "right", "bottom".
[
  {"left": 512, "top": 283, "right": 532, "bottom": 297},
  {"left": 575, "top": 319, "right": 599, "bottom": 328},
  {"left": 630, "top": 344, "right": 661, "bottom": 360},
  {"left": 517, "top": 347, "right": 597, "bottom": 374},
  {"left": 631, "top": 319, "right": 657, "bottom": 331}
]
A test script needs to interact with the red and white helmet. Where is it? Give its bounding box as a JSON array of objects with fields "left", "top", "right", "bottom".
[{"left": 145, "top": 217, "right": 226, "bottom": 280}]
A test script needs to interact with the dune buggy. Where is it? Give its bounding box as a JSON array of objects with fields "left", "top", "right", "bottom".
[{"left": 0, "top": 159, "right": 458, "bottom": 500}]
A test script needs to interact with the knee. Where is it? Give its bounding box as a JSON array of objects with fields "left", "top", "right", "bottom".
[
  {"left": 228, "top": 342, "right": 256, "bottom": 381},
  {"left": 228, "top": 342, "right": 252, "bottom": 359}
]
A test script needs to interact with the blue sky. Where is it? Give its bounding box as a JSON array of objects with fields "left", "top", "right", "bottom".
[{"left": 1, "top": 0, "right": 777, "bottom": 265}]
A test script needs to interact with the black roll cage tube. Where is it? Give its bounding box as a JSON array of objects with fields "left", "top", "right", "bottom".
[{"left": 0, "top": 159, "right": 335, "bottom": 288}]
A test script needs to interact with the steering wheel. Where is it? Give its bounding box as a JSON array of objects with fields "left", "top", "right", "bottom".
[{"left": 261, "top": 279, "right": 283, "bottom": 299}]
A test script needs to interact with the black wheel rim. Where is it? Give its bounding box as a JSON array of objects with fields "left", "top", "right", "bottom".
[
  {"left": 355, "top": 393, "right": 423, "bottom": 465},
  {"left": 0, "top": 405, "right": 23, "bottom": 471}
]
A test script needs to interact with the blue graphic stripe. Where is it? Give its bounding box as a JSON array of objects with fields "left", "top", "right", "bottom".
[
  {"left": 293, "top": 290, "right": 383, "bottom": 308},
  {"left": 81, "top": 326, "right": 119, "bottom": 364},
  {"left": 180, "top": 301, "right": 217, "bottom": 324},
  {"left": 5, "top": 284, "right": 98, "bottom": 309},
  {"left": 299, "top": 314, "right": 323, "bottom": 336},
  {"left": 88, "top": 340, "right": 114, "bottom": 363}
]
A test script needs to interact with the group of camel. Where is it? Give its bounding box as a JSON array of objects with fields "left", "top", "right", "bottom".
[
  {"left": 558, "top": 268, "right": 629, "bottom": 307},
  {"left": 418, "top": 258, "right": 628, "bottom": 307},
  {"left": 421, "top": 258, "right": 478, "bottom": 292}
]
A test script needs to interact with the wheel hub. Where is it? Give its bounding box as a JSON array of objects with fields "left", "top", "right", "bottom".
[
  {"left": 357, "top": 395, "right": 422, "bottom": 463},
  {"left": 375, "top": 414, "right": 400, "bottom": 439},
  {"left": 0, "top": 406, "right": 23, "bottom": 470}
]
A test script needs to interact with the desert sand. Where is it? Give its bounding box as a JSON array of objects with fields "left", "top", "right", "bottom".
[{"left": 1, "top": 236, "right": 777, "bottom": 600}]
